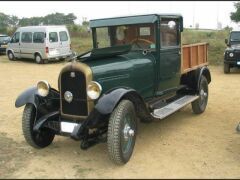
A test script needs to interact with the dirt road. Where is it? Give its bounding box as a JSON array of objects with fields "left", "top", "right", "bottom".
[{"left": 0, "top": 55, "right": 240, "bottom": 178}]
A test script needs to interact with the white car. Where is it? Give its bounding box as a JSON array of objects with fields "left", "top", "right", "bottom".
[{"left": 6, "top": 26, "right": 73, "bottom": 64}]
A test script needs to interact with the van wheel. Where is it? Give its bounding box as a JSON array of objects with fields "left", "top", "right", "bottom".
[
  {"left": 107, "top": 100, "right": 137, "bottom": 165},
  {"left": 8, "top": 51, "right": 15, "bottom": 61},
  {"left": 191, "top": 76, "right": 208, "bottom": 114},
  {"left": 35, "top": 54, "right": 44, "bottom": 64},
  {"left": 224, "top": 63, "right": 230, "bottom": 74}
]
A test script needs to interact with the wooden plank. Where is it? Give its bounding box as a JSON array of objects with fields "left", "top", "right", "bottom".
[{"left": 181, "top": 42, "right": 208, "bottom": 74}]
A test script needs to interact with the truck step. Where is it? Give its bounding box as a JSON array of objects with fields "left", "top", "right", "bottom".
[{"left": 151, "top": 95, "right": 199, "bottom": 119}]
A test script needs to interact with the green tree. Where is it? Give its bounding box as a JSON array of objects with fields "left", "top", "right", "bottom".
[{"left": 230, "top": 2, "right": 240, "bottom": 22}]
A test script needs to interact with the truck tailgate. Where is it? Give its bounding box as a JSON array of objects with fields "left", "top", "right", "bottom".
[{"left": 181, "top": 42, "right": 208, "bottom": 74}]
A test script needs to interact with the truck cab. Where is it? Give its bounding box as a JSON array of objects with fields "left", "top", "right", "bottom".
[
  {"left": 15, "top": 14, "right": 211, "bottom": 165},
  {"left": 224, "top": 30, "right": 240, "bottom": 73}
]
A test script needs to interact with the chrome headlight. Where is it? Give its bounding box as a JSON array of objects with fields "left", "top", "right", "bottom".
[
  {"left": 87, "top": 81, "right": 102, "bottom": 100},
  {"left": 229, "top": 52, "right": 234, "bottom": 57},
  {"left": 37, "top": 80, "right": 50, "bottom": 97}
]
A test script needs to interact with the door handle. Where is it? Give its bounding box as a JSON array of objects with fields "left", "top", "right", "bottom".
[{"left": 179, "top": 51, "right": 182, "bottom": 55}]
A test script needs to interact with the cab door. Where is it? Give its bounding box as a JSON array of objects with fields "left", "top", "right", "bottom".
[{"left": 157, "top": 18, "right": 181, "bottom": 94}]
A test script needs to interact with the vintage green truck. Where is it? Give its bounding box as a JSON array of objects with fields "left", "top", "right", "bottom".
[
  {"left": 224, "top": 30, "right": 240, "bottom": 73},
  {"left": 15, "top": 14, "right": 211, "bottom": 165}
]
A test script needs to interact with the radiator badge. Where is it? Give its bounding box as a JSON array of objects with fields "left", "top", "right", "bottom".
[
  {"left": 64, "top": 91, "right": 73, "bottom": 103},
  {"left": 70, "top": 72, "right": 75, "bottom": 78}
]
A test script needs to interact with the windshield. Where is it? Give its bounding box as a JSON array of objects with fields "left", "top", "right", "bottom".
[
  {"left": 230, "top": 32, "right": 240, "bottom": 41},
  {"left": 94, "top": 23, "right": 156, "bottom": 50},
  {"left": 0, "top": 36, "right": 10, "bottom": 42}
]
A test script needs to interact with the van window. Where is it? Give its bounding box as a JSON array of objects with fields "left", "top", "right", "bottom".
[
  {"left": 33, "top": 32, "right": 45, "bottom": 43},
  {"left": 11, "top": 32, "right": 20, "bottom": 43},
  {"left": 21, "top": 32, "right": 33, "bottom": 43},
  {"left": 59, "top": 31, "right": 68, "bottom": 41},
  {"left": 49, "top": 32, "right": 58, "bottom": 43}
]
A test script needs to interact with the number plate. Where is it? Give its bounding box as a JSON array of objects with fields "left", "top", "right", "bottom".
[
  {"left": 1, "top": 45, "right": 7, "bottom": 48},
  {"left": 60, "top": 122, "right": 78, "bottom": 133},
  {"left": 237, "top": 61, "right": 240, "bottom": 65}
]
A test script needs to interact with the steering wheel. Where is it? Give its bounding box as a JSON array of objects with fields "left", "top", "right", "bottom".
[{"left": 131, "top": 38, "right": 154, "bottom": 49}]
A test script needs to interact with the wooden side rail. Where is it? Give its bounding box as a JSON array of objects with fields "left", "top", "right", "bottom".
[{"left": 181, "top": 42, "right": 209, "bottom": 74}]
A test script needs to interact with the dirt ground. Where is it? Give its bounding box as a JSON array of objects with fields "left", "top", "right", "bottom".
[{"left": 0, "top": 55, "right": 240, "bottom": 179}]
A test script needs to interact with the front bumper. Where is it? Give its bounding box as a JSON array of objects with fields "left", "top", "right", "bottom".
[
  {"left": 47, "top": 52, "right": 73, "bottom": 61},
  {"left": 224, "top": 59, "right": 240, "bottom": 66}
]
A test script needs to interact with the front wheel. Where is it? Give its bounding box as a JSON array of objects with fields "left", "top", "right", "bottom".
[
  {"left": 191, "top": 76, "right": 208, "bottom": 114},
  {"left": 107, "top": 100, "right": 137, "bottom": 165},
  {"left": 22, "top": 103, "right": 55, "bottom": 148}
]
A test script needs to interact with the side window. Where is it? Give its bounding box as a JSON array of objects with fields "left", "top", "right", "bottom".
[
  {"left": 21, "top": 32, "right": 33, "bottom": 43},
  {"left": 160, "top": 19, "right": 179, "bottom": 47},
  {"left": 59, "top": 31, "right": 68, "bottom": 41},
  {"left": 49, "top": 32, "right": 58, "bottom": 43},
  {"left": 11, "top": 32, "right": 20, "bottom": 43},
  {"left": 33, "top": 32, "right": 45, "bottom": 43}
]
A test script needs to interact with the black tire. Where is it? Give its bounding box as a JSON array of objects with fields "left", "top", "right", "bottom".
[
  {"left": 107, "top": 100, "right": 137, "bottom": 165},
  {"left": 224, "top": 63, "right": 230, "bottom": 74},
  {"left": 35, "top": 54, "right": 44, "bottom": 64},
  {"left": 22, "top": 103, "right": 55, "bottom": 148},
  {"left": 191, "top": 76, "right": 208, "bottom": 114},
  {"left": 8, "top": 51, "right": 15, "bottom": 61}
]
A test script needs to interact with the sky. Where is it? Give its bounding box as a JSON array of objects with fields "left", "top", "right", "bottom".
[{"left": 0, "top": 1, "right": 238, "bottom": 29}]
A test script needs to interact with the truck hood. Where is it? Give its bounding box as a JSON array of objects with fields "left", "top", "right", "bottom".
[{"left": 84, "top": 51, "right": 156, "bottom": 98}]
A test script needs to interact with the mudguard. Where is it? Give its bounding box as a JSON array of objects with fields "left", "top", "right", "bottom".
[
  {"left": 15, "top": 86, "right": 39, "bottom": 108},
  {"left": 197, "top": 66, "right": 211, "bottom": 90},
  {"left": 95, "top": 88, "right": 145, "bottom": 115}
]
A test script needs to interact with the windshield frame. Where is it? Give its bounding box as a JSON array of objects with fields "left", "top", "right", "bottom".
[{"left": 91, "top": 23, "right": 157, "bottom": 51}]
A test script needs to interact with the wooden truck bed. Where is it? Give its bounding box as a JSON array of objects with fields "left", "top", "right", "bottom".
[{"left": 181, "top": 42, "right": 208, "bottom": 74}]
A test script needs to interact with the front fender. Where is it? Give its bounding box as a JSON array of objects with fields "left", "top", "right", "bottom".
[
  {"left": 15, "top": 86, "right": 39, "bottom": 108},
  {"left": 95, "top": 88, "right": 138, "bottom": 114}
]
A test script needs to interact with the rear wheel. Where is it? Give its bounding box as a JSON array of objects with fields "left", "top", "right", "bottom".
[
  {"left": 191, "top": 76, "right": 208, "bottom": 114},
  {"left": 8, "top": 51, "right": 15, "bottom": 61},
  {"left": 35, "top": 54, "right": 44, "bottom": 64},
  {"left": 22, "top": 103, "right": 55, "bottom": 148},
  {"left": 224, "top": 63, "right": 230, "bottom": 74},
  {"left": 107, "top": 100, "right": 137, "bottom": 165}
]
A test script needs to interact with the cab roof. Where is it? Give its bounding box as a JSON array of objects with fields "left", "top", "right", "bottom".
[{"left": 90, "top": 14, "right": 182, "bottom": 28}]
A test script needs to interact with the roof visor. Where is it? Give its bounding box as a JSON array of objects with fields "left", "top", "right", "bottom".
[{"left": 90, "top": 14, "right": 158, "bottom": 28}]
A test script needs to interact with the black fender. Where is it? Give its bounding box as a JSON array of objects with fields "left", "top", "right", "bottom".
[
  {"left": 15, "top": 86, "right": 60, "bottom": 110},
  {"left": 180, "top": 66, "right": 211, "bottom": 92},
  {"left": 15, "top": 86, "right": 39, "bottom": 108},
  {"left": 197, "top": 66, "right": 211, "bottom": 90},
  {"left": 95, "top": 88, "right": 147, "bottom": 115}
]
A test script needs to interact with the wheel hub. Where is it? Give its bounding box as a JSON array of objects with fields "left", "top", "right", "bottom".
[
  {"left": 123, "top": 124, "right": 135, "bottom": 140},
  {"left": 200, "top": 89, "right": 207, "bottom": 99}
]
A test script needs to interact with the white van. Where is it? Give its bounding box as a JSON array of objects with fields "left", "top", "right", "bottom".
[{"left": 6, "top": 26, "right": 72, "bottom": 64}]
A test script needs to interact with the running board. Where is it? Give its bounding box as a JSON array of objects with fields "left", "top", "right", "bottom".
[{"left": 151, "top": 95, "right": 199, "bottom": 119}]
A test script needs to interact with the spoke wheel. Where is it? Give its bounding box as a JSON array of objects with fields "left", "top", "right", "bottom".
[
  {"left": 107, "top": 100, "right": 137, "bottom": 165},
  {"left": 191, "top": 76, "right": 208, "bottom": 114}
]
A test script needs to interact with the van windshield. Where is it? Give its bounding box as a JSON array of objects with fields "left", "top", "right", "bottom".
[
  {"left": 94, "top": 23, "right": 156, "bottom": 51},
  {"left": 230, "top": 32, "right": 240, "bottom": 41}
]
